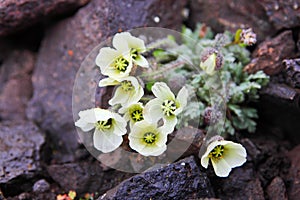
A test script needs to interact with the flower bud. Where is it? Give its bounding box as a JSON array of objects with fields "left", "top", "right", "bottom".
[
  {"left": 203, "top": 106, "right": 223, "bottom": 125},
  {"left": 240, "top": 28, "right": 257, "bottom": 46},
  {"left": 200, "top": 48, "right": 223, "bottom": 75}
]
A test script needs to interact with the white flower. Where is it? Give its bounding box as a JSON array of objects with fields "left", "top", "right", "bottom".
[
  {"left": 201, "top": 140, "right": 247, "bottom": 177},
  {"left": 113, "top": 32, "right": 149, "bottom": 68},
  {"left": 200, "top": 52, "right": 217, "bottom": 75},
  {"left": 99, "top": 76, "right": 144, "bottom": 107},
  {"left": 119, "top": 102, "right": 144, "bottom": 128},
  {"left": 144, "top": 82, "right": 188, "bottom": 133},
  {"left": 240, "top": 28, "right": 257, "bottom": 46},
  {"left": 96, "top": 47, "right": 133, "bottom": 79},
  {"left": 128, "top": 121, "right": 168, "bottom": 156},
  {"left": 75, "top": 108, "right": 127, "bottom": 153}
]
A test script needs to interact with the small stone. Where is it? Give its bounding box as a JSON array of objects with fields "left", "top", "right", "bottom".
[
  {"left": 33, "top": 179, "right": 50, "bottom": 193},
  {"left": 266, "top": 177, "right": 287, "bottom": 200}
]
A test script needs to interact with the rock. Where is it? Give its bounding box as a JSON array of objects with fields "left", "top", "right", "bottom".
[
  {"left": 101, "top": 156, "right": 214, "bottom": 200},
  {"left": 0, "top": 50, "right": 35, "bottom": 121},
  {"left": 245, "top": 31, "right": 297, "bottom": 75},
  {"left": 258, "top": 0, "right": 300, "bottom": 30},
  {"left": 266, "top": 177, "right": 287, "bottom": 200},
  {"left": 287, "top": 145, "right": 300, "bottom": 200},
  {"left": 0, "top": 121, "right": 45, "bottom": 197},
  {"left": 0, "top": 0, "right": 90, "bottom": 36},
  {"left": 188, "top": 0, "right": 274, "bottom": 42},
  {"left": 258, "top": 83, "right": 300, "bottom": 143},
  {"left": 26, "top": 0, "right": 188, "bottom": 163},
  {"left": 217, "top": 164, "right": 264, "bottom": 200},
  {"left": 283, "top": 58, "right": 300, "bottom": 89},
  {"left": 32, "top": 179, "right": 50, "bottom": 193},
  {"left": 47, "top": 161, "right": 131, "bottom": 195}
]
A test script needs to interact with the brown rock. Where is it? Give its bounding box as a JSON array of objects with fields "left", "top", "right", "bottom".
[
  {"left": 47, "top": 161, "right": 131, "bottom": 196},
  {"left": 26, "top": 0, "right": 188, "bottom": 163},
  {"left": 244, "top": 31, "right": 297, "bottom": 75},
  {"left": 0, "top": 50, "right": 35, "bottom": 121},
  {"left": 188, "top": 0, "right": 274, "bottom": 42},
  {"left": 267, "top": 177, "right": 288, "bottom": 200},
  {"left": 283, "top": 58, "right": 300, "bottom": 89},
  {"left": 287, "top": 145, "right": 300, "bottom": 200},
  {"left": 0, "top": 120, "right": 45, "bottom": 197},
  {"left": 0, "top": 0, "right": 90, "bottom": 36},
  {"left": 258, "top": 0, "right": 300, "bottom": 31}
]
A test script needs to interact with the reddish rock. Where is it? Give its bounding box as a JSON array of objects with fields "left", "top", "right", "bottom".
[
  {"left": 0, "top": 50, "right": 35, "bottom": 121},
  {"left": 287, "top": 145, "right": 300, "bottom": 200},
  {"left": 267, "top": 176, "right": 288, "bottom": 200},
  {"left": 245, "top": 31, "right": 297, "bottom": 75},
  {"left": 26, "top": 0, "right": 188, "bottom": 163},
  {"left": 188, "top": 0, "right": 275, "bottom": 41},
  {"left": 258, "top": 0, "right": 300, "bottom": 31},
  {"left": 0, "top": 0, "right": 90, "bottom": 36}
]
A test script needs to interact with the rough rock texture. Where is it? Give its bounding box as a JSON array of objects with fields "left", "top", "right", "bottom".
[
  {"left": 258, "top": 83, "right": 300, "bottom": 143},
  {"left": 0, "top": 121, "right": 45, "bottom": 197},
  {"left": 218, "top": 165, "right": 265, "bottom": 200},
  {"left": 245, "top": 31, "right": 297, "bottom": 75},
  {"left": 0, "top": 0, "right": 90, "bottom": 36},
  {"left": 267, "top": 177, "right": 288, "bottom": 200},
  {"left": 26, "top": 0, "right": 188, "bottom": 163},
  {"left": 101, "top": 156, "right": 214, "bottom": 200},
  {"left": 188, "top": 0, "right": 275, "bottom": 41},
  {"left": 283, "top": 58, "right": 300, "bottom": 89},
  {"left": 287, "top": 145, "right": 300, "bottom": 200},
  {"left": 0, "top": 50, "right": 35, "bottom": 121},
  {"left": 47, "top": 161, "right": 131, "bottom": 196},
  {"left": 259, "top": 0, "right": 300, "bottom": 30}
]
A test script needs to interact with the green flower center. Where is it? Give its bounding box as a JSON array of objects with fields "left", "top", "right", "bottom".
[
  {"left": 131, "top": 109, "right": 144, "bottom": 122},
  {"left": 131, "top": 48, "right": 138, "bottom": 59},
  {"left": 143, "top": 132, "right": 156, "bottom": 144},
  {"left": 95, "top": 118, "right": 112, "bottom": 130},
  {"left": 161, "top": 100, "right": 177, "bottom": 117},
  {"left": 209, "top": 145, "right": 224, "bottom": 159},
  {"left": 121, "top": 80, "right": 134, "bottom": 92},
  {"left": 114, "top": 57, "right": 129, "bottom": 72}
]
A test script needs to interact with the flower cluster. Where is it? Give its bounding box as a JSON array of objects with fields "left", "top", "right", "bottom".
[{"left": 75, "top": 32, "right": 188, "bottom": 157}]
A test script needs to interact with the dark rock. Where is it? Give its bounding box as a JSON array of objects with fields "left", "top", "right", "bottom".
[
  {"left": 287, "top": 145, "right": 300, "bottom": 200},
  {"left": 32, "top": 179, "right": 50, "bottom": 193},
  {"left": 26, "top": 0, "right": 188, "bottom": 163},
  {"left": 258, "top": 0, "right": 300, "bottom": 30},
  {"left": 0, "top": 0, "right": 90, "bottom": 36},
  {"left": 101, "top": 156, "right": 214, "bottom": 200},
  {"left": 245, "top": 31, "right": 297, "bottom": 75},
  {"left": 267, "top": 177, "right": 287, "bottom": 200},
  {"left": 258, "top": 83, "right": 300, "bottom": 143},
  {"left": 283, "top": 58, "right": 300, "bottom": 89},
  {"left": 188, "top": 0, "right": 274, "bottom": 42},
  {"left": 47, "top": 161, "right": 131, "bottom": 195},
  {"left": 0, "top": 121, "right": 45, "bottom": 197},
  {"left": 0, "top": 50, "right": 35, "bottom": 121},
  {"left": 216, "top": 163, "right": 264, "bottom": 200}
]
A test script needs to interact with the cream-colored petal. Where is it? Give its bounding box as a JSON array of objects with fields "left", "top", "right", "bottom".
[
  {"left": 223, "top": 142, "right": 247, "bottom": 157},
  {"left": 224, "top": 152, "right": 247, "bottom": 168},
  {"left": 200, "top": 53, "right": 216, "bottom": 76},
  {"left": 74, "top": 118, "right": 95, "bottom": 132},
  {"left": 128, "top": 134, "right": 147, "bottom": 152},
  {"left": 93, "top": 129, "right": 123, "bottom": 153},
  {"left": 78, "top": 108, "right": 97, "bottom": 123},
  {"left": 112, "top": 114, "right": 127, "bottom": 136},
  {"left": 143, "top": 98, "right": 163, "bottom": 123},
  {"left": 200, "top": 156, "right": 210, "bottom": 168},
  {"left": 126, "top": 86, "right": 144, "bottom": 106},
  {"left": 174, "top": 86, "right": 188, "bottom": 115},
  {"left": 201, "top": 140, "right": 221, "bottom": 159},
  {"left": 94, "top": 108, "right": 113, "bottom": 121},
  {"left": 99, "top": 77, "right": 120, "bottom": 87},
  {"left": 154, "top": 129, "right": 168, "bottom": 147},
  {"left": 162, "top": 116, "right": 177, "bottom": 134},
  {"left": 96, "top": 47, "right": 119, "bottom": 72},
  {"left": 112, "top": 32, "right": 131, "bottom": 53},
  {"left": 127, "top": 34, "right": 146, "bottom": 52},
  {"left": 211, "top": 158, "right": 232, "bottom": 177},
  {"left": 134, "top": 55, "right": 149, "bottom": 68},
  {"left": 138, "top": 144, "right": 167, "bottom": 156},
  {"left": 152, "top": 82, "right": 175, "bottom": 101},
  {"left": 109, "top": 87, "right": 126, "bottom": 106}
]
